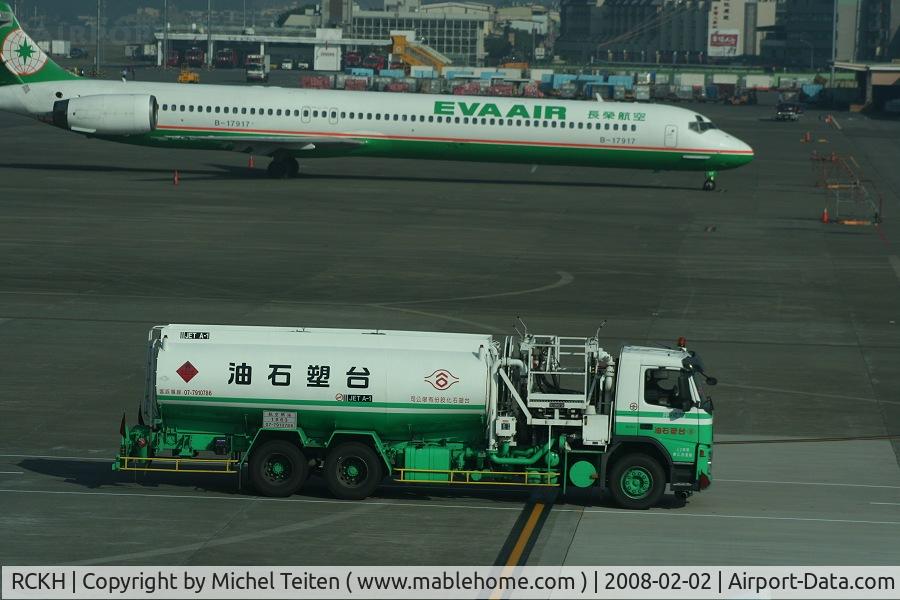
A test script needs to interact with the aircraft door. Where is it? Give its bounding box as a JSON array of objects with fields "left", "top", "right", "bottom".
[
  {"left": 665, "top": 125, "right": 677, "bottom": 148},
  {"left": 329, "top": 108, "right": 338, "bottom": 125},
  {"left": 301, "top": 106, "right": 311, "bottom": 124}
]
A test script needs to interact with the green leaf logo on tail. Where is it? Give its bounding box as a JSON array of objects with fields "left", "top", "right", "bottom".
[{"left": 1, "top": 28, "right": 48, "bottom": 76}]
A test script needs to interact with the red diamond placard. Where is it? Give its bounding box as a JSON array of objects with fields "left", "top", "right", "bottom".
[{"left": 177, "top": 361, "right": 198, "bottom": 383}]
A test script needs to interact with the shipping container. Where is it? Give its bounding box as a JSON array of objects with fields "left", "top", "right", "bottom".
[
  {"left": 744, "top": 74, "right": 773, "bottom": 91},
  {"left": 712, "top": 73, "right": 738, "bottom": 85}
]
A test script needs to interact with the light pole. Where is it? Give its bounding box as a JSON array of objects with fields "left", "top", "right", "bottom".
[
  {"left": 830, "top": 0, "right": 837, "bottom": 87},
  {"left": 95, "top": 0, "right": 102, "bottom": 74},
  {"left": 798, "top": 39, "right": 814, "bottom": 71},
  {"left": 243, "top": 0, "right": 247, "bottom": 30},
  {"left": 163, "top": 0, "right": 168, "bottom": 69},
  {"left": 207, "top": 0, "right": 212, "bottom": 68}
]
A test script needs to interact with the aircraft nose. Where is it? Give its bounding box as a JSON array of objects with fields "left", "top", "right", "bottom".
[{"left": 721, "top": 134, "right": 754, "bottom": 163}]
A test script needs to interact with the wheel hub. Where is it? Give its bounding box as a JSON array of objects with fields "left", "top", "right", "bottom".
[
  {"left": 265, "top": 455, "right": 291, "bottom": 482},
  {"left": 621, "top": 467, "right": 652, "bottom": 499},
  {"left": 339, "top": 457, "right": 366, "bottom": 487}
]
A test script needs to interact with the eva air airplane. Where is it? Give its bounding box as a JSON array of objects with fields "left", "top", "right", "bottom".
[{"left": 0, "top": 3, "right": 753, "bottom": 189}]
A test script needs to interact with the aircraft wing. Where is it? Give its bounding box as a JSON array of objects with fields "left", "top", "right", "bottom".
[{"left": 167, "top": 135, "right": 364, "bottom": 155}]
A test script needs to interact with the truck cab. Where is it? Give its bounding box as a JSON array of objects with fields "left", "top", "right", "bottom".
[{"left": 608, "top": 343, "right": 714, "bottom": 507}]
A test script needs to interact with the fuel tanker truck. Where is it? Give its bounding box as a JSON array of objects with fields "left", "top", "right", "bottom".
[{"left": 115, "top": 324, "right": 716, "bottom": 509}]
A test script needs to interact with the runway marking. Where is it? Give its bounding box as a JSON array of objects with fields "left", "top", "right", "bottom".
[
  {"left": 716, "top": 382, "right": 895, "bottom": 405},
  {"left": 2, "top": 488, "right": 898, "bottom": 527},
  {"left": 378, "top": 271, "right": 574, "bottom": 306},
  {"left": 0, "top": 488, "right": 525, "bottom": 511},
  {"left": 495, "top": 500, "right": 551, "bottom": 567},
  {"left": 70, "top": 502, "right": 383, "bottom": 565},
  {"left": 890, "top": 256, "right": 900, "bottom": 282},
  {"left": 0, "top": 471, "right": 24, "bottom": 474},
  {"left": 0, "top": 453, "right": 111, "bottom": 461},
  {"left": 372, "top": 305, "right": 504, "bottom": 333},
  {"left": 870, "top": 502, "right": 900, "bottom": 506},
  {"left": 716, "top": 478, "right": 900, "bottom": 490},
  {"left": 581, "top": 509, "right": 899, "bottom": 526},
  {"left": 507, "top": 503, "right": 545, "bottom": 565}
]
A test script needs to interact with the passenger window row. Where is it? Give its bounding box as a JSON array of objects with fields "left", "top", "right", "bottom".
[{"left": 158, "top": 103, "right": 640, "bottom": 132}]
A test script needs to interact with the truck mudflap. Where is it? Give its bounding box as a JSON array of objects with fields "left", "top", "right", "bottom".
[{"left": 670, "top": 463, "right": 696, "bottom": 490}]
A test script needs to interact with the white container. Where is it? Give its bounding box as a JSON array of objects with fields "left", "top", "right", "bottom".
[
  {"left": 677, "top": 73, "right": 705, "bottom": 87},
  {"left": 314, "top": 46, "right": 341, "bottom": 71},
  {"left": 744, "top": 74, "right": 773, "bottom": 90},
  {"left": 410, "top": 66, "right": 435, "bottom": 78},
  {"left": 712, "top": 73, "right": 738, "bottom": 85},
  {"left": 51, "top": 40, "right": 71, "bottom": 57}
]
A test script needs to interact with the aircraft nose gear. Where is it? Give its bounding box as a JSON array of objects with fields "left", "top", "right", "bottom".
[
  {"left": 267, "top": 155, "right": 300, "bottom": 179},
  {"left": 703, "top": 170, "right": 717, "bottom": 191}
]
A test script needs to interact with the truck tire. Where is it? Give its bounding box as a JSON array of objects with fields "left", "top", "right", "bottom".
[
  {"left": 324, "top": 442, "right": 383, "bottom": 501},
  {"left": 249, "top": 440, "right": 308, "bottom": 497},
  {"left": 609, "top": 453, "right": 665, "bottom": 510}
]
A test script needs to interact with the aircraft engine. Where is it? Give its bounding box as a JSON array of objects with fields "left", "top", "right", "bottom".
[{"left": 52, "top": 94, "right": 158, "bottom": 136}]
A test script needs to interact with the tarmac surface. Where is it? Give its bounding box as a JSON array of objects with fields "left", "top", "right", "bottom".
[{"left": 0, "top": 73, "right": 899, "bottom": 566}]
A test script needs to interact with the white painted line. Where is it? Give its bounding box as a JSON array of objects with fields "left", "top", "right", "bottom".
[
  {"left": 870, "top": 502, "right": 900, "bottom": 506},
  {"left": 716, "top": 382, "right": 888, "bottom": 404},
  {"left": 890, "top": 256, "right": 900, "bottom": 282},
  {"left": 582, "top": 509, "right": 898, "bottom": 526},
  {"left": 0, "top": 453, "right": 110, "bottom": 461},
  {"left": 377, "top": 271, "right": 574, "bottom": 306},
  {"left": 717, "top": 478, "right": 900, "bottom": 489},
  {"left": 2, "top": 488, "right": 898, "bottom": 527},
  {"left": 0, "top": 488, "right": 524, "bottom": 512},
  {"left": 0, "top": 471, "right": 24, "bottom": 474}
]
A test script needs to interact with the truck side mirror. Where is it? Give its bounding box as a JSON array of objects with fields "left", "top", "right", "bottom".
[{"left": 705, "top": 376, "right": 717, "bottom": 386}]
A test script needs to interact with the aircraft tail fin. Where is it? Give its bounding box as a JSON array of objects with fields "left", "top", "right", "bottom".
[{"left": 0, "top": 2, "right": 78, "bottom": 87}]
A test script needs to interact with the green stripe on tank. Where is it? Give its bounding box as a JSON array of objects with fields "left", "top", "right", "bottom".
[{"left": 157, "top": 394, "right": 482, "bottom": 411}]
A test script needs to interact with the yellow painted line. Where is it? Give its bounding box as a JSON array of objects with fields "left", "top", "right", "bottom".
[
  {"left": 490, "top": 502, "right": 547, "bottom": 600},
  {"left": 507, "top": 502, "right": 545, "bottom": 566}
]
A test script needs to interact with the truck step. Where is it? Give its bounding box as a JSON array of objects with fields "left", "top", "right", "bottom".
[{"left": 115, "top": 455, "right": 238, "bottom": 474}]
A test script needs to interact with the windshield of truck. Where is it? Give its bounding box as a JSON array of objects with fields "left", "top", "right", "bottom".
[{"left": 692, "top": 373, "right": 715, "bottom": 414}]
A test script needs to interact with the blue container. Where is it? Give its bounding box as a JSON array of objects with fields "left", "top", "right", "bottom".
[
  {"left": 705, "top": 85, "right": 718, "bottom": 100},
  {"left": 802, "top": 83, "right": 823, "bottom": 99},
  {"left": 551, "top": 74, "right": 577, "bottom": 89},
  {"left": 379, "top": 69, "right": 404, "bottom": 78},
  {"left": 350, "top": 68, "right": 374, "bottom": 77}
]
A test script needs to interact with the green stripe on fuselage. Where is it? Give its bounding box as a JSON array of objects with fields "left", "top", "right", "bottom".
[{"left": 104, "top": 129, "right": 752, "bottom": 172}]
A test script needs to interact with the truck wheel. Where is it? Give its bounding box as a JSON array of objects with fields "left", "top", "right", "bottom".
[
  {"left": 249, "top": 440, "right": 308, "bottom": 497},
  {"left": 325, "top": 442, "right": 383, "bottom": 500},
  {"left": 609, "top": 453, "right": 665, "bottom": 510}
]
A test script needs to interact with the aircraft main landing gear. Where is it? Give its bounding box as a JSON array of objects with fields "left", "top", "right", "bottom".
[
  {"left": 267, "top": 155, "right": 300, "bottom": 179},
  {"left": 703, "top": 170, "right": 717, "bottom": 192}
]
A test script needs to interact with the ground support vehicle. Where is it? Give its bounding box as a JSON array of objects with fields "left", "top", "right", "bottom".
[{"left": 115, "top": 325, "right": 716, "bottom": 509}]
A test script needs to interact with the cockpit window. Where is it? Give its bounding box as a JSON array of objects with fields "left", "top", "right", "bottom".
[{"left": 688, "top": 115, "right": 718, "bottom": 133}]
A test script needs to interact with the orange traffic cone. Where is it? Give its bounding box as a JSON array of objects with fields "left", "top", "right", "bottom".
[
  {"left": 173, "top": 170, "right": 180, "bottom": 186},
  {"left": 821, "top": 207, "right": 829, "bottom": 223},
  {"left": 248, "top": 155, "right": 255, "bottom": 169}
]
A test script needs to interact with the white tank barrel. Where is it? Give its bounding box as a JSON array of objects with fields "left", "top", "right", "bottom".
[{"left": 148, "top": 325, "right": 497, "bottom": 443}]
